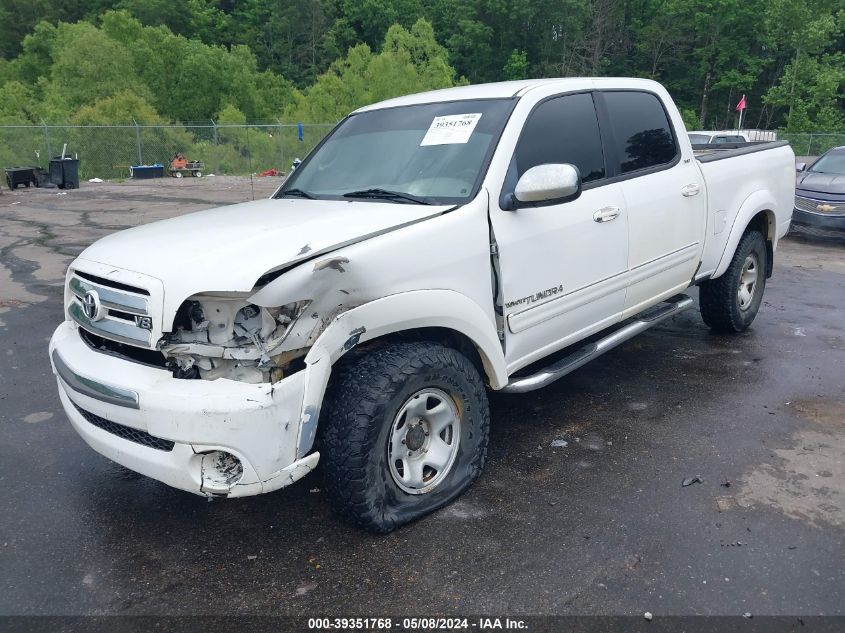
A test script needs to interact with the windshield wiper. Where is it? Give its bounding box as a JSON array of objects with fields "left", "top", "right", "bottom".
[
  {"left": 279, "top": 188, "right": 315, "bottom": 199},
  {"left": 342, "top": 188, "right": 431, "bottom": 205}
]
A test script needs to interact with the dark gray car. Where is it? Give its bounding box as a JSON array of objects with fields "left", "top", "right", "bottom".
[{"left": 793, "top": 146, "right": 845, "bottom": 237}]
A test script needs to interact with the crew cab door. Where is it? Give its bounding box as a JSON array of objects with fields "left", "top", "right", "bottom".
[
  {"left": 596, "top": 90, "right": 707, "bottom": 315},
  {"left": 490, "top": 92, "right": 629, "bottom": 371}
]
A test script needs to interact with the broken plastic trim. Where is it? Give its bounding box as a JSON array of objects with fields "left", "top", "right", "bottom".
[
  {"left": 200, "top": 450, "right": 244, "bottom": 495},
  {"left": 160, "top": 296, "right": 311, "bottom": 383}
]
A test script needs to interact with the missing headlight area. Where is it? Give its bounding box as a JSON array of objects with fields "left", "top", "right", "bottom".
[{"left": 160, "top": 297, "right": 311, "bottom": 383}]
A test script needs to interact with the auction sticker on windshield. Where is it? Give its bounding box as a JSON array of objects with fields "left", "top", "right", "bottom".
[{"left": 420, "top": 113, "right": 482, "bottom": 146}]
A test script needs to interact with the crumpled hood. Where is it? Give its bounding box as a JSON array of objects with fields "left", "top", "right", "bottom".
[
  {"left": 79, "top": 197, "right": 449, "bottom": 296},
  {"left": 797, "top": 172, "right": 845, "bottom": 197}
]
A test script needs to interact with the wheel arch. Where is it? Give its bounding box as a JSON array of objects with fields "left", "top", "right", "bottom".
[
  {"left": 307, "top": 290, "right": 506, "bottom": 387},
  {"left": 713, "top": 191, "right": 778, "bottom": 279},
  {"left": 293, "top": 290, "right": 507, "bottom": 457},
  {"left": 746, "top": 210, "right": 775, "bottom": 278}
]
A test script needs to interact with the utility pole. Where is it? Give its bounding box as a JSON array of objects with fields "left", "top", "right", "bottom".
[
  {"left": 133, "top": 119, "right": 142, "bottom": 165},
  {"left": 788, "top": 47, "right": 800, "bottom": 127}
]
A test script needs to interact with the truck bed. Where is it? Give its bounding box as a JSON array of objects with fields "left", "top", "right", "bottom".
[
  {"left": 695, "top": 140, "right": 796, "bottom": 277},
  {"left": 693, "top": 140, "right": 791, "bottom": 162}
]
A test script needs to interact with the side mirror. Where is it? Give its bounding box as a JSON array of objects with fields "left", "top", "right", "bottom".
[
  {"left": 795, "top": 162, "right": 806, "bottom": 172},
  {"left": 511, "top": 163, "right": 581, "bottom": 208}
]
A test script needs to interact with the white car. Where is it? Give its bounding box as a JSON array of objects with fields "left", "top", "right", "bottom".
[
  {"left": 50, "top": 78, "right": 795, "bottom": 532},
  {"left": 688, "top": 130, "right": 752, "bottom": 144}
]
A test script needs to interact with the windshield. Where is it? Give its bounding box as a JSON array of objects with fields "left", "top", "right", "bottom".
[
  {"left": 810, "top": 149, "right": 845, "bottom": 174},
  {"left": 688, "top": 134, "right": 710, "bottom": 144},
  {"left": 279, "top": 99, "right": 515, "bottom": 204}
]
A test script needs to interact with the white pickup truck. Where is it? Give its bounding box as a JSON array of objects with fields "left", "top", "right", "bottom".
[{"left": 49, "top": 78, "right": 795, "bottom": 532}]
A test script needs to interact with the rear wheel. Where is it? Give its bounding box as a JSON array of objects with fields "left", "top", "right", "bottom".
[
  {"left": 699, "top": 229, "right": 767, "bottom": 333},
  {"left": 320, "top": 342, "right": 489, "bottom": 533}
]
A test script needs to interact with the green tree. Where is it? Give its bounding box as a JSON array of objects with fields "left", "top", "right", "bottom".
[
  {"left": 763, "top": 4, "right": 844, "bottom": 130},
  {"left": 503, "top": 50, "right": 529, "bottom": 80},
  {"left": 116, "top": 0, "right": 231, "bottom": 42},
  {"left": 0, "top": 81, "right": 38, "bottom": 123},
  {"left": 98, "top": 10, "right": 296, "bottom": 121},
  {"left": 286, "top": 18, "right": 457, "bottom": 122},
  {"left": 675, "top": 0, "right": 769, "bottom": 126},
  {"left": 341, "top": 0, "right": 424, "bottom": 49},
  {"left": 0, "top": 0, "right": 843, "bottom": 132},
  {"left": 0, "top": 0, "right": 114, "bottom": 59},
  {"left": 71, "top": 90, "right": 162, "bottom": 124},
  {"left": 41, "top": 21, "right": 149, "bottom": 117}
]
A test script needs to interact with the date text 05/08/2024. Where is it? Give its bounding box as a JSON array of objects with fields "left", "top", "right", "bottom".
[{"left": 307, "top": 617, "right": 528, "bottom": 630}]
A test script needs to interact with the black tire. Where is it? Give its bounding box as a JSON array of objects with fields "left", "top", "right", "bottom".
[
  {"left": 320, "top": 342, "right": 490, "bottom": 533},
  {"left": 699, "top": 229, "right": 767, "bottom": 333}
]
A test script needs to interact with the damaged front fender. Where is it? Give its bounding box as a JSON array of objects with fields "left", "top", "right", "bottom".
[
  {"left": 286, "top": 289, "right": 508, "bottom": 457},
  {"left": 158, "top": 247, "right": 370, "bottom": 385},
  {"left": 304, "top": 289, "right": 508, "bottom": 385}
]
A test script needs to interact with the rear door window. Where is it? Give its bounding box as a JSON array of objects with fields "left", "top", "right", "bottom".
[
  {"left": 514, "top": 92, "right": 606, "bottom": 183},
  {"left": 602, "top": 91, "right": 678, "bottom": 174}
]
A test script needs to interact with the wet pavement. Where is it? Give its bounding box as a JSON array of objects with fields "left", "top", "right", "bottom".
[{"left": 0, "top": 179, "right": 843, "bottom": 616}]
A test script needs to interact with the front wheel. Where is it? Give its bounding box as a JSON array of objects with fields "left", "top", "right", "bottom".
[
  {"left": 320, "top": 342, "right": 490, "bottom": 533},
  {"left": 699, "top": 229, "right": 767, "bottom": 333}
]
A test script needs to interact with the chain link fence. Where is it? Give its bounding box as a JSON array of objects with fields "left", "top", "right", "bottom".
[
  {"left": 0, "top": 122, "right": 335, "bottom": 180},
  {"left": 777, "top": 132, "right": 845, "bottom": 158},
  {"left": 1, "top": 124, "right": 842, "bottom": 181}
]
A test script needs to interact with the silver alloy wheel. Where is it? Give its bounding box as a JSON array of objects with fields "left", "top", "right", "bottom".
[
  {"left": 387, "top": 388, "right": 461, "bottom": 495},
  {"left": 737, "top": 253, "right": 759, "bottom": 310}
]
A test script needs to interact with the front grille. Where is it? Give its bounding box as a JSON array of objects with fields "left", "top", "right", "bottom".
[
  {"left": 74, "top": 270, "right": 150, "bottom": 296},
  {"left": 71, "top": 401, "right": 175, "bottom": 451},
  {"left": 795, "top": 196, "right": 845, "bottom": 216},
  {"left": 68, "top": 269, "right": 155, "bottom": 348}
]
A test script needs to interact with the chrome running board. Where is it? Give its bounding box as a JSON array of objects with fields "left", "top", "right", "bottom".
[{"left": 500, "top": 294, "right": 694, "bottom": 394}]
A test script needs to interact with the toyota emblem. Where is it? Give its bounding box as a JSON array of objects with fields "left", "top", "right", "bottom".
[{"left": 82, "top": 290, "right": 103, "bottom": 321}]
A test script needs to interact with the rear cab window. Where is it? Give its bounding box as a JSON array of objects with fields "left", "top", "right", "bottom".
[{"left": 600, "top": 91, "right": 679, "bottom": 175}]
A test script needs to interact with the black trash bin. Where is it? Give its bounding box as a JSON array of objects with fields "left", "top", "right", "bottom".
[
  {"left": 5, "top": 167, "right": 38, "bottom": 189},
  {"left": 49, "top": 157, "right": 80, "bottom": 190}
]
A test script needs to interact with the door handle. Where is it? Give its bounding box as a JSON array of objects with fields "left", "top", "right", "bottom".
[
  {"left": 681, "top": 183, "right": 701, "bottom": 197},
  {"left": 593, "top": 206, "right": 621, "bottom": 223}
]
